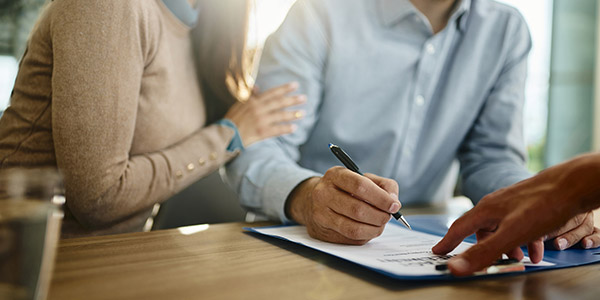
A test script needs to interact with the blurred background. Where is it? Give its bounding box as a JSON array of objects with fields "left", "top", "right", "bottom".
[{"left": 0, "top": 0, "right": 597, "bottom": 228}]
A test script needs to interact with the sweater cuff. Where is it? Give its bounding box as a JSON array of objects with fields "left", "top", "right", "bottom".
[{"left": 216, "top": 119, "right": 245, "bottom": 153}]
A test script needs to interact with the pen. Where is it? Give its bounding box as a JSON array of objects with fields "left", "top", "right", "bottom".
[
  {"left": 328, "top": 143, "right": 412, "bottom": 230},
  {"left": 435, "top": 258, "right": 525, "bottom": 275}
]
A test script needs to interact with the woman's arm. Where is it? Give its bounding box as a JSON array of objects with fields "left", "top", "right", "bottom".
[{"left": 50, "top": 0, "right": 236, "bottom": 228}]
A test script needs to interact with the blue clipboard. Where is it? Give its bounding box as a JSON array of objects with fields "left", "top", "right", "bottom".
[{"left": 246, "top": 215, "right": 600, "bottom": 280}]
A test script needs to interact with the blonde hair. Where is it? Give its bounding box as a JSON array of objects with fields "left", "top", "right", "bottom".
[{"left": 192, "top": 0, "right": 252, "bottom": 122}]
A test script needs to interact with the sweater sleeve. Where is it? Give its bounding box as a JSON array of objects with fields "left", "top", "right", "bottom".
[{"left": 50, "top": 0, "right": 237, "bottom": 228}]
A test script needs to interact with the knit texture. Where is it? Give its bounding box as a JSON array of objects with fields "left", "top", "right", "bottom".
[{"left": 0, "top": 0, "right": 236, "bottom": 237}]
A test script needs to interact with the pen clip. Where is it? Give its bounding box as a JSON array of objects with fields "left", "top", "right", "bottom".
[{"left": 330, "top": 144, "right": 361, "bottom": 174}]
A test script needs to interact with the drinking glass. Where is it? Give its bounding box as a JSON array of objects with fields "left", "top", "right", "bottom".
[{"left": 0, "top": 169, "right": 64, "bottom": 300}]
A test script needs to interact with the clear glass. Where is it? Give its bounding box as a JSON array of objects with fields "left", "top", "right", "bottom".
[{"left": 0, "top": 169, "right": 64, "bottom": 300}]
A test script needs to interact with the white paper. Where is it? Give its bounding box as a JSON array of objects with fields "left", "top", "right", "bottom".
[{"left": 253, "top": 223, "right": 554, "bottom": 277}]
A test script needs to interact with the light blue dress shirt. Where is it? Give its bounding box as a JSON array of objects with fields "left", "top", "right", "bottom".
[{"left": 225, "top": 0, "right": 533, "bottom": 222}]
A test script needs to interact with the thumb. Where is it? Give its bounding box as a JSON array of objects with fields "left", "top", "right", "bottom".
[{"left": 447, "top": 229, "right": 513, "bottom": 276}]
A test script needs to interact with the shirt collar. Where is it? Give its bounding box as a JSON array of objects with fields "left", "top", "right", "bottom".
[
  {"left": 379, "top": 0, "right": 471, "bottom": 32},
  {"left": 454, "top": 0, "right": 471, "bottom": 32},
  {"left": 379, "top": 0, "right": 417, "bottom": 27}
]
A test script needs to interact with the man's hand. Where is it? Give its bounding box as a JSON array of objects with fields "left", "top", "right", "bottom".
[
  {"left": 432, "top": 154, "right": 600, "bottom": 276},
  {"left": 286, "top": 166, "right": 401, "bottom": 245},
  {"left": 506, "top": 212, "right": 600, "bottom": 265},
  {"left": 546, "top": 212, "right": 600, "bottom": 250}
]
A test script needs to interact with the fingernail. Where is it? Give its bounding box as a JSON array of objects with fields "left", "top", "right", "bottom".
[
  {"left": 389, "top": 202, "right": 400, "bottom": 213},
  {"left": 449, "top": 258, "right": 470, "bottom": 274},
  {"left": 290, "top": 124, "right": 298, "bottom": 131},
  {"left": 557, "top": 238, "right": 568, "bottom": 250},
  {"left": 289, "top": 82, "right": 299, "bottom": 88},
  {"left": 297, "top": 95, "right": 307, "bottom": 102},
  {"left": 585, "top": 239, "right": 593, "bottom": 249}
]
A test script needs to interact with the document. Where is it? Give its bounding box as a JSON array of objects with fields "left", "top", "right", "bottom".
[{"left": 250, "top": 223, "right": 554, "bottom": 278}]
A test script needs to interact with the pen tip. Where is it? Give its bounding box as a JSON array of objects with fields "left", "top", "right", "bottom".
[
  {"left": 328, "top": 143, "right": 335, "bottom": 148},
  {"left": 400, "top": 216, "right": 412, "bottom": 230}
]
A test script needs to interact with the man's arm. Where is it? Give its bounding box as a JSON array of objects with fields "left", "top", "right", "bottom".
[
  {"left": 457, "top": 13, "right": 533, "bottom": 203},
  {"left": 458, "top": 11, "right": 599, "bottom": 252},
  {"left": 225, "top": 0, "right": 329, "bottom": 222},
  {"left": 225, "top": 1, "right": 401, "bottom": 245}
]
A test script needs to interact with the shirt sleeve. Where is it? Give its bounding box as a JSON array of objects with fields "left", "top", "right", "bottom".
[
  {"left": 50, "top": 0, "right": 237, "bottom": 228},
  {"left": 457, "top": 12, "right": 533, "bottom": 203},
  {"left": 224, "top": 0, "right": 328, "bottom": 222}
]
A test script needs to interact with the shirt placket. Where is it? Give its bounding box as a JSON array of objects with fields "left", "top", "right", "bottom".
[{"left": 398, "top": 33, "right": 442, "bottom": 180}]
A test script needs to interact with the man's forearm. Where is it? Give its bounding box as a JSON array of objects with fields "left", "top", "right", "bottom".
[{"left": 557, "top": 153, "right": 600, "bottom": 213}]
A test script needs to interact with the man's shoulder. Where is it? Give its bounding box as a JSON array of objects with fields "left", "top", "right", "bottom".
[
  {"left": 292, "top": 0, "right": 370, "bottom": 18},
  {"left": 471, "top": 0, "right": 527, "bottom": 26}
]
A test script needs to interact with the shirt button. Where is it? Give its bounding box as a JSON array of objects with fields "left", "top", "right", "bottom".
[
  {"left": 175, "top": 170, "right": 183, "bottom": 179},
  {"left": 209, "top": 152, "right": 218, "bottom": 161},
  {"left": 198, "top": 158, "right": 206, "bottom": 166},
  {"left": 415, "top": 95, "right": 425, "bottom": 106},
  {"left": 187, "top": 163, "right": 195, "bottom": 171},
  {"left": 426, "top": 43, "right": 435, "bottom": 55}
]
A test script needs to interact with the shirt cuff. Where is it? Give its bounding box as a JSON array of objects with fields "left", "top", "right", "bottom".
[
  {"left": 216, "top": 119, "right": 245, "bottom": 153},
  {"left": 261, "top": 165, "right": 321, "bottom": 224}
]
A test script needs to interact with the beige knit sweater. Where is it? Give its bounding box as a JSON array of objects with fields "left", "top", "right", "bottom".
[{"left": 0, "top": 0, "right": 237, "bottom": 237}]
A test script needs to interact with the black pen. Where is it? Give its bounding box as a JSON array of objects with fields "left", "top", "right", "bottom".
[{"left": 328, "top": 143, "right": 412, "bottom": 230}]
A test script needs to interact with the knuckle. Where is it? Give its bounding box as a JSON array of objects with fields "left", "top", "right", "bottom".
[
  {"left": 349, "top": 204, "right": 364, "bottom": 220},
  {"left": 388, "top": 179, "right": 399, "bottom": 191},
  {"left": 324, "top": 167, "right": 343, "bottom": 179},
  {"left": 312, "top": 211, "right": 327, "bottom": 226},
  {"left": 255, "top": 126, "right": 266, "bottom": 137},
  {"left": 576, "top": 213, "right": 587, "bottom": 226},
  {"left": 584, "top": 217, "right": 595, "bottom": 233},
  {"left": 311, "top": 185, "right": 326, "bottom": 201},
  {"left": 323, "top": 169, "right": 335, "bottom": 179},
  {"left": 375, "top": 226, "right": 385, "bottom": 238},
  {"left": 330, "top": 166, "right": 345, "bottom": 173},
  {"left": 376, "top": 213, "right": 390, "bottom": 226},
  {"left": 354, "top": 180, "right": 368, "bottom": 195},
  {"left": 249, "top": 107, "right": 260, "bottom": 119},
  {"left": 345, "top": 226, "right": 363, "bottom": 240}
]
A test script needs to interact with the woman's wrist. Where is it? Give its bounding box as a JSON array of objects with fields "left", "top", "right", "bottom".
[{"left": 216, "top": 118, "right": 245, "bottom": 153}]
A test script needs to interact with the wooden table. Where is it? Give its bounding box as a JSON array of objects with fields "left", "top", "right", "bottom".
[{"left": 48, "top": 220, "right": 600, "bottom": 300}]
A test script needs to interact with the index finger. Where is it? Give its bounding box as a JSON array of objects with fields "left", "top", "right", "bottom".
[
  {"left": 432, "top": 209, "right": 486, "bottom": 255},
  {"left": 330, "top": 169, "right": 399, "bottom": 214},
  {"left": 256, "top": 82, "right": 299, "bottom": 102}
]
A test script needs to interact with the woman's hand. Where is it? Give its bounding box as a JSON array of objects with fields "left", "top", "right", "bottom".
[{"left": 225, "top": 82, "right": 306, "bottom": 147}]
